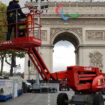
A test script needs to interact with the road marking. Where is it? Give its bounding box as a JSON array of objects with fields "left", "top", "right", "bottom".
[{"left": 48, "top": 94, "right": 50, "bottom": 105}]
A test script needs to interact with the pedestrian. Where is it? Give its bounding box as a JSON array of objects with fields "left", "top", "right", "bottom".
[{"left": 6, "top": 0, "right": 26, "bottom": 40}]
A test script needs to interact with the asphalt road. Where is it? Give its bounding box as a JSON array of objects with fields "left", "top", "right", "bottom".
[
  {"left": 0, "top": 93, "right": 62, "bottom": 105},
  {"left": 0, "top": 91, "right": 105, "bottom": 105},
  {"left": 0, "top": 91, "right": 74, "bottom": 105}
]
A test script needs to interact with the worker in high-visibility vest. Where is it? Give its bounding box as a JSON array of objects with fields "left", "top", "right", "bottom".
[{"left": 6, "top": 0, "right": 26, "bottom": 40}]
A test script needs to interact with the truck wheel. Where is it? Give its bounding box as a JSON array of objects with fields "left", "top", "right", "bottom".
[
  {"left": 57, "top": 93, "right": 68, "bottom": 105},
  {"left": 93, "top": 93, "right": 104, "bottom": 105}
]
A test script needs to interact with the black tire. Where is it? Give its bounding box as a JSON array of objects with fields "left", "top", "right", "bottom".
[
  {"left": 93, "top": 93, "right": 104, "bottom": 105},
  {"left": 57, "top": 93, "right": 68, "bottom": 105}
]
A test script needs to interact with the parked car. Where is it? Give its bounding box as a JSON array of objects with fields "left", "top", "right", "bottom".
[{"left": 22, "top": 80, "right": 32, "bottom": 93}]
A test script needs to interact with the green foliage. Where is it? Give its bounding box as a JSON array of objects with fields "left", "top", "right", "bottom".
[
  {"left": 0, "top": 2, "right": 7, "bottom": 11},
  {"left": 5, "top": 50, "right": 26, "bottom": 58},
  {"left": 0, "top": 50, "right": 6, "bottom": 57},
  {"left": 0, "top": 2, "right": 7, "bottom": 41}
]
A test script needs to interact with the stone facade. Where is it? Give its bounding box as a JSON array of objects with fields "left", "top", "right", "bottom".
[
  {"left": 89, "top": 51, "right": 103, "bottom": 69},
  {"left": 24, "top": 1, "right": 105, "bottom": 79}
]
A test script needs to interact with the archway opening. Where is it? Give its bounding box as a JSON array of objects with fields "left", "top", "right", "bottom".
[
  {"left": 53, "top": 41, "right": 76, "bottom": 72},
  {"left": 52, "top": 32, "right": 80, "bottom": 72},
  {"left": 53, "top": 41, "right": 75, "bottom": 72}
]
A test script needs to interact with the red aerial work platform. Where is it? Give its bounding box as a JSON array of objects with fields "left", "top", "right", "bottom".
[{"left": 0, "top": 36, "right": 41, "bottom": 50}]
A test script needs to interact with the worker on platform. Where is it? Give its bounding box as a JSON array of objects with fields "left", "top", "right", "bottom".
[{"left": 6, "top": 0, "right": 26, "bottom": 40}]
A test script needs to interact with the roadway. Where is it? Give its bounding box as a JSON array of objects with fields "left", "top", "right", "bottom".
[
  {"left": 0, "top": 91, "right": 74, "bottom": 105},
  {"left": 0, "top": 91, "right": 105, "bottom": 105}
]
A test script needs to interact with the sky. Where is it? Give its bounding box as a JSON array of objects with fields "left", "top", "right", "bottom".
[{"left": 53, "top": 41, "right": 75, "bottom": 72}]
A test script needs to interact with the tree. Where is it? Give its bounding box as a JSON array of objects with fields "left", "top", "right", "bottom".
[
  {"left": 5, "top": 50, "right": 26, "bottom": 76},
  {"left": 0, "top": 2, "right": 7, "bottom": 76},
  {"left": 0, "top": 2, "right": 26, "bottom": 76}
]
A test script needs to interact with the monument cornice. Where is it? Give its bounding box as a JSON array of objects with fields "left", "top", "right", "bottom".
[
  {"left": 40, "top": 14, "right": 105, "bottom": 18},
  {"left": 26, "top": 1, "right": 105, "bottom": 7},
  {"left": 79, "top": 44, "right": 105, "bottom": 48},
  {"left": 26, "top": 1, "right": 105, "bottom": 17},
  {"left": 48, "top": 2, "right": 105, "bottom": 7}
]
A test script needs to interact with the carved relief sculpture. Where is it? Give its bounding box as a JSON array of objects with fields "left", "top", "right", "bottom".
[
  {"left": 50, "top": 28, "right": 82, "bottom": 40},
  {"left": 86, "top": 30, "right": 105, "bottom": 41},
  {"left": 89, "top": 51, "right": 103, "bottom": 69},
  {"left": 34, "top": 30, "right": 47, "bottom": 41},
  {"left": 41, "top": 30, "right": 47, "bottom": 41}
]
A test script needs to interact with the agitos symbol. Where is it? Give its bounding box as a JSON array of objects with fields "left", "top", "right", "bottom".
[{"left": 55, "top": 4, "right": 79, "bottom": 21}]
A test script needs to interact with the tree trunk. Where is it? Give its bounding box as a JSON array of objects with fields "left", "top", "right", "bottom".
[
  {"left": 9, "top": 54, "right": 16, "bottom": 76},
  {"left": 10, "top": 65, "right": 13, "bottom": 76},
  {"left": 10, "top": 55, "right": 13, "bottom": 76},
  {"left": 0, "top": 56, "right": 4, "bottom": 76}
]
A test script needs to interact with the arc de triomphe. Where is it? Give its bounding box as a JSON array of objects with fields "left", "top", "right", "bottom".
[{"left": 24, "top": 1, "right": 105, "bottom": 79}]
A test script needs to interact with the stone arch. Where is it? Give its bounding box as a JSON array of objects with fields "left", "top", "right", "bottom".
[
  {"left": 52, "top": 31, "right": 80, "bottom": 67},
  {"left": 51, "top": 30, "right": 80, "bottom": 49}
]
